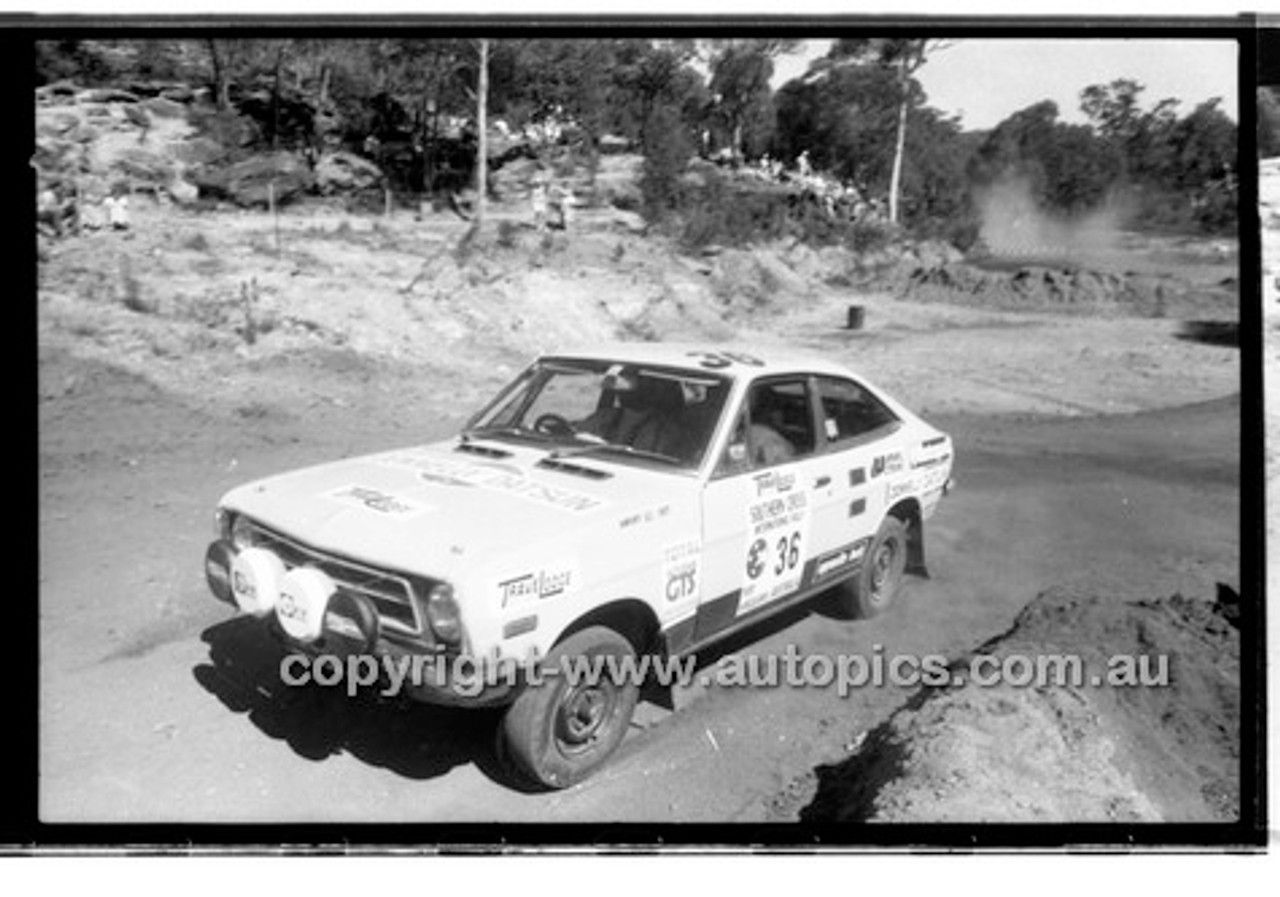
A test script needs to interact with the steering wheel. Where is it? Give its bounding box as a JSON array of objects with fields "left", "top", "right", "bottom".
[{"left": 532, "top": 412, "right": 576, "bottom": 438}]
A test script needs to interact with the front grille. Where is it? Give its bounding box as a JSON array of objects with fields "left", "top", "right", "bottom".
[{"left": 244, "top": 520, "right": 425, "bottom": 636}]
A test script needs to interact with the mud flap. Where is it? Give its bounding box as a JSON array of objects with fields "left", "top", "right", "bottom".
[{"left": 905, "top": 516, "right": 929, "bottom": 578}]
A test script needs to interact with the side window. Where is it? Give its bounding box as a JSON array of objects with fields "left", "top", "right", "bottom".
[
  {"left": 715, "top": 379, "right": 817, "bottom": 476},
  {"left": 815, "top": 376, "right": 899, "bottom": 444}
]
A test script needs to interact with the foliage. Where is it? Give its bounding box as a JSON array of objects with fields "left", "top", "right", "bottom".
[
  {"left": 968, "top": 100, "right": 1124, "bottom": 216},
  {"left": 707, "top": 40, "right": 786, "bottom": 162},
  {"left": 1259, "top": 87, "right": 1280, "bottom": 158},
  {"left": 34, "top": 38, "right": 1239, "bottom": 239},
  {"left": 640, "top": 103, "right": 694, "bottom": 225}
]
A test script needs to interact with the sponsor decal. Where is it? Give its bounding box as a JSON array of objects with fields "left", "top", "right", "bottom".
[
  {"left": 325, "top": 484, "right": 427, "bottom": 517},
  {"left": 871, "top": 452, "right": 905, "bottom": 478},
  {"left": 814, "top": 538, "right": 871, "bottom": 582},
  {"left": 380, "top": 453, "right": 605, "bottom": 513},
  {"left": 911, "top": 452, "right": 952, "bottom": 470},
  {"left": 662, "top": 538, "right": 702, "bottom": 604},
  {"left": 619, "top": 504, "right": 673, "bottom": 530},
  {"left": 752, "top": 468, "right": 797, "bottom": 497},
  {"left": 740, "top": 470, "right": 811, "bottom": 615},
  {"left": 848, "top": 497, "right": 866, "bottom": 518},
  {"left": 498, "top": 564, "right": 577, "bottom": 607},
  {"left": 849, "top": 467, "right": 867, "bottom": 486},
  {"left": 923, "top": 436, "right": 947, "bottom": 448},
  {"left": 885, "top": 478, "right": 918, "bottom": 503}
]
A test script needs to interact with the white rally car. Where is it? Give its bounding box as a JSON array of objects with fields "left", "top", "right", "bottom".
[{"left": 204, "top": 344, "right": 953, "bottom": 788}]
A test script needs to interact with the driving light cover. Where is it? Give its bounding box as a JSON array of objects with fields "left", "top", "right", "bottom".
[
  {"left": 229, "top": 547, "right": 286, "bottom": 616},
  {"left": 425, "top": 583, "right": 462, "bottom": 644},
  {"left": 277, "top": 567, "right": 336, "bottom": 643}
]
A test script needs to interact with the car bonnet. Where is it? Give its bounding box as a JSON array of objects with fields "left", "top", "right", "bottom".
[{"left": 218, "top": 440, "right": 682, "bottom": 576}]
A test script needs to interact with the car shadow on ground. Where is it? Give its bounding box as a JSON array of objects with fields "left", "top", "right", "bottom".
[{"left": 192, "top": 616, "right": 512, "bottom": 786}]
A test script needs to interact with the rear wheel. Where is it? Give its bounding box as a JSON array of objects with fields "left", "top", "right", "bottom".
[
  {"left": 499, "top": 625, "right": 639, "bottom": 789},
  {"left": 838, "top": 515, "right": 908, "bottom": 619}
]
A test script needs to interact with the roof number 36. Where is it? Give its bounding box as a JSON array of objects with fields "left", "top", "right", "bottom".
[{"left": 687, "top": 350, "right": 765, "bottom": 369}]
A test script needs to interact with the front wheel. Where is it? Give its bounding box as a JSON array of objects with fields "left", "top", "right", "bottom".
[
  {"left": 498, "top": 626, "right": 640, "bottom": 789},
  {"left": 838, "top": 515, "right": 908, "bottom": 619}
]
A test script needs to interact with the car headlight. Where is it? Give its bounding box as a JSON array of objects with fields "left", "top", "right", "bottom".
[
  {"left": 230, "top": 514, "right": 257, "bottom": 550},
  {"left": 425, "top": 583, "right": 462, "bottom": 644}
]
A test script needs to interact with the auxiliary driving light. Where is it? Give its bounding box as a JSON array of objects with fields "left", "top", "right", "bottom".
[
  {"left": 276, "top": 567, "right": 336, "bottom": 643},
  {"left": 229, "top": 547, "right": 286, "bottom": 616}
]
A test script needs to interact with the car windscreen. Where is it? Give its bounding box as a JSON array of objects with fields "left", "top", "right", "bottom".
[{"left": 465, "top": 359, "right": 731, "bottom": 471}]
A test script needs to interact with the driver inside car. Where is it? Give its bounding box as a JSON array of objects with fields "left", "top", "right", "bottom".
[{"left": 576, "top": 372, "right": 688, "bottom": 458}]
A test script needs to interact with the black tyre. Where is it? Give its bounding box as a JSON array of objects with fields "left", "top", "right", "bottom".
[
  {"left": 499, "top": 625, "right": 640, "bottom": 789},
  {"left": 839, "top": 515, "right": 908, "bottom": 619}
]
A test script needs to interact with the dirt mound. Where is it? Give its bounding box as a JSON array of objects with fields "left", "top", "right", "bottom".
[
  {"left": 899, "top": 261, "right": 1193, "bottom": 317},
  {"left": 799, "top": 582, "right": 1241, "bottom": 823}
]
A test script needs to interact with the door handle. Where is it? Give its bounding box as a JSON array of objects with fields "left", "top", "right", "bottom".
[{"left": 814, "top": 475, "right": 832, "bottom": 489}]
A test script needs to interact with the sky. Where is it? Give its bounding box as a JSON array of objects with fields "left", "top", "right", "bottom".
[{"left": 772, "top": 37, "right": 1240, "bottom": 132}]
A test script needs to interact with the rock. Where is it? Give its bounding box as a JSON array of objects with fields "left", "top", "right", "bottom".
[
  {"left": 313, "top": 150, "right": 384, "bottom": 194},
  {"left": 66, "top": 123, "right": 100, "bottom": 144},
  {"left": 166, "top": 178, "right": 199, "bottom": 206},
  {"left": 142, "top": 96, "right": 186, "bottom": 119},
  {"left": 754, "top": 251, "right": 809, "bottom": 297},
  {"left": 37, "top": 111, "right": 81, "bottom": 137},
  {"left": 114, "top": 147, "right": 174, "bottom": 186},
  {"left": 77, "top": 88, "right": 141, "bottom": 105},
  {"left": 36, "top": 81, "right": 80, "bottom": 105},
  {"left": 193, "top": 153, "right": 315, "bottom": 208},
  {"left": 33, "top": 136, "right": 81, "bottom": 172}
]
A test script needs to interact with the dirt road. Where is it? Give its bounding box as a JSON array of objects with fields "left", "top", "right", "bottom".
[{"left": 38, "top": 330, "right": 1238, "bottom": 823}]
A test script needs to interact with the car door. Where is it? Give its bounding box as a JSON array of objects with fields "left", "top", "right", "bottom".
[
  {"left": 803, "top": 374, "right": 906, "bottom": 588},
  {"left": 696, "top": 375, "right": 829, "bottom": 640}
]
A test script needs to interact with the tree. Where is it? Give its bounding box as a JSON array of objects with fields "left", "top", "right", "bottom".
[
  {"left": 476, "top": 38, "right": 488, "bottom": 225},
  {"left": 826, "top": 38, "right": 948, "bottom": 224},
  {"left": 612, "top": 39, "right": 707, "bottom": 148},
  {"left": 640, "top": 102, "right": 694, "bottom": 224},
  {"left": 705, "top": 39, "right": 798, "bottom": 163},
  {"left": 1081, "top": 78, "right": 1181, "bottom": 182},
  {"left": 968, "top": 100, "right": 1122, "bottom": 217}
]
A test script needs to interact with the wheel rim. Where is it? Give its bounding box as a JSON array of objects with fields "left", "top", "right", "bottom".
[{"left": 554, "top": 682, "right": 616, "bottom": 755}]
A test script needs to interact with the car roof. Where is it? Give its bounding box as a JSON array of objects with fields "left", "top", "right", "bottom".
[{"left": 541, "top": 342, "right": 860, "bottom": 381}]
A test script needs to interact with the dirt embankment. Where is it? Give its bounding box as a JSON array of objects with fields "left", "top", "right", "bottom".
[{"left": 796, "top": 583, "right": 1241, "bottom": 823}]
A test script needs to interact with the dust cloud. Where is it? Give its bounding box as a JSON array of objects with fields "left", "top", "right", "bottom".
[{"left": 975, "top": 175, "right": 1128, "bottom": 261}]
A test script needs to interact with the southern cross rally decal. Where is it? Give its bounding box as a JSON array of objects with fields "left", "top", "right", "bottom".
[{"left": 739, "top": 467, "right": 811, "bottom": 615}]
